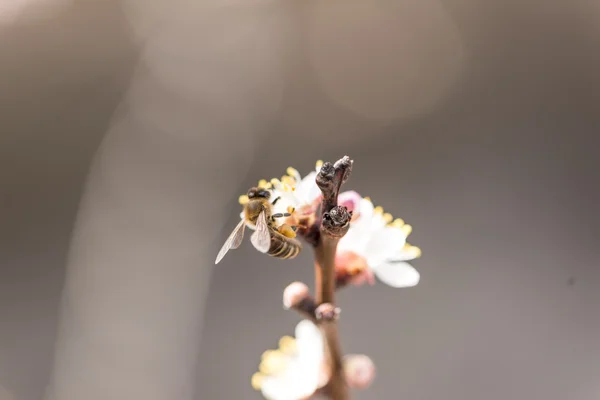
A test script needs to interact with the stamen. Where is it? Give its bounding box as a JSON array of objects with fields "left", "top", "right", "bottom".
[
  {"left": 363, "top": 196, "right": 371, "bottom": 202},
  {"left": 405, "top": 244, "right": 422, "bottom": 258},
  {"left": 286, "top": 167, "right": 300, "bottom": 182},
  {"left": 316, "top": 160, "right": 324, "bottom": 169},
  {"left": 259, "top": 350, "right": 287, "bottom": 375},
  {"left": 281, "top": 176, "right": 295, "bottom": 187},
  {"left": 261, "top": 349, "right": 276, "bottom": 361},
  {"left": 401, "top": 224, "right": 413, "bottom": 237},
  {"left": 287, "top": 206, "right": 296, "bottom": 214},
  {"left": 251, "top": 372, "right": 264, "bottom": 390},
  {"left": 412, "top": 246, "right": 422, "bottom": 258},
  {"left": 270, "top": 178, "right": 281, "bottom": 186},
  {"left": 391, "top": 218, "right": 405, "bottom": 228},
  {"left": 374, "top": 206, "right": 384, "bottom": 215},
  {"left": 238, "top": 195, "right": 249, "bottom": 205},
  {"left": 279, "top": 336, "right": 297, "bottom": 355},
  {"left": 258, "top": 179, "right": 268, "bottom": 188},
  {"left": 383, "top": 213, "right": 393, "bottom": 223}
]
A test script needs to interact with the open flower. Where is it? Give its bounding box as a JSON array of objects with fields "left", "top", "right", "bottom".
[
  {"left": 252, "top": 320, "right": 327, "bottom": 400},
  {"left": 336, "top": 196, "right": 421, "bottom": 288},
  {"left": 278, "top": 161, "right": 323, "bottom": 210},
  {"left": 238, "top": 161, "right": 324, "bottom": 228},
  {"left": 235, "top": 161, "right": 421, "bottom": 288}
]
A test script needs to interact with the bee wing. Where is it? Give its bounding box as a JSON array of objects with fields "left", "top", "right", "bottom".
[
  {"left": 215, "top": 218, "right": 246, "bottom": 264},
  {"left": 250, "top": 211, "right": 271, "bottom": 253}
]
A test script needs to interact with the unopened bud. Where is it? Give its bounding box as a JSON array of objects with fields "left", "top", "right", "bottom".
[
  {"left": 344, "top": 354, "right": 376, "bottom": 389},
  {"left": 315, "top": 303, "right": 340, "bottom": 321},
  {"left": 283, "top": 282, "right": 310, "bottom": 309}
]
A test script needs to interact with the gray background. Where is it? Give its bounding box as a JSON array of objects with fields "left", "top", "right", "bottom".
[{"left": 1, "top": 0, "right": 599, "bottom": 399}]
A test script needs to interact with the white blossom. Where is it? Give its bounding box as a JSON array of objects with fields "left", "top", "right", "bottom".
[
  {"left": 252, "top": 320, "right": 327, "bottom": 400},
  {"left": 336, "top": 196, "right": 421, "bottom": 288}
]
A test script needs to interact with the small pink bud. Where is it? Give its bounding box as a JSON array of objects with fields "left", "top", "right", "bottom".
[
  {"left": 283, "top": 282, "right": 310, "bottom": 309},
  {"left": 315, "top": 303, "right": 340, "bottom": 321},
  {"left": 344, "top": 354, "right": 376, "bottom": 389}
]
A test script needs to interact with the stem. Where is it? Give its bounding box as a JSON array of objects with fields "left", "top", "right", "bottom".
[
  {"left": 315, "top": 238, "right": 348, "bottom": 400},
  {"left": 313, "top": 156, "right": 353, "bottom": 400}
]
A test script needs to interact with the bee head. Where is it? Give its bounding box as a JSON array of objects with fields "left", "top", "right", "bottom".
[{"left": 247, "top": 187, "right": 271, "bottom": 200}]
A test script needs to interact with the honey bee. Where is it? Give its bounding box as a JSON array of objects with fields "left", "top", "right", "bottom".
[{"left": 214, "top": 187, "right": 302, "bottom": 264}]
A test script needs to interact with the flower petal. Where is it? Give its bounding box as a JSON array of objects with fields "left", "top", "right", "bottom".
[
  {"left": 295, "top": 320, "right": 323, "bottom": 362},
  {"left": 372, "top": 261, "right": 420, "bottom": 288},
  {"left": 261, "top": 376, "right": 295, "bottom": 400},
  {"left": 337, "top": 225, "right": 370, "bottom": 255},
  {"left": 389, "top": 244, "right": 422, "bottom": 262},
  {"left": 364, "top": 227, "right": 406, "bottom": 266},
  {"left": 354, "top": 198, "right": 374, "bottom": 226},
  {"left": 296, "top": 171, "right": 320, "bottom": 204},
  {"left": 338, "top": 190, "right": 362, "bottom": 213}
]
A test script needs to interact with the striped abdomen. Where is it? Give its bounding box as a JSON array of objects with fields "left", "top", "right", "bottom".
[{"left": 267, "top": 229, "right": 302, "bottom": 260}]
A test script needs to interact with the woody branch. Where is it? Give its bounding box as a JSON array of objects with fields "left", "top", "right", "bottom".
[{"left": 313, "top": 156, "right": 353, "bottom": 400}]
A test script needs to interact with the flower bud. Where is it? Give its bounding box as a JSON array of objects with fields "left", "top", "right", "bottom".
[
  {"left": 344, "top": 354, "right": 376, "bottom": 389},
  {"left": 283, "top": 281, "right": 310, "bottom": 309},
  {"left": 315, "top": 303, "right": 340, "bottom": 321}
]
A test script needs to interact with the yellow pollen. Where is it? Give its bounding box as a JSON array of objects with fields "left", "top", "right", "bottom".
[
  {"left": 404, "top": 244, "right": 422, "bottom": 258},
  {"left": 238, "top": 195, "right": 249, "bottom": 205},
  {"left": 383, "top": 213, "right": 393, "bottom": 223},
  {"left": 287, "top": 206, "right": 296, "bottom": 214},
  {"left": 286, "top": 167, "right": 299, "bottom": 177},
  {"left": 363, "top": 196, "right": 371, "bottom": 202},
  {"left": 391, "top": 218, "right": 405, "bottom": 228},
  {"left": 270, "top": 178, "right": 281, "bottom": 186},
  {"left": 251, "top": 372, "right": 264, "bottom": 390},
  {"left": 261, "top": 349, "right": 275, "bottom": 361},
  {"left": 259, "top": 350, "right": 287, "bottom": 375},
  {"left": 401, "top": 224, "right": 413, "bottom": 237},
  {"left": 281, "top": 176, "right": 295, "bottom": 187},
  {"left": 316, "top": 160, "right": 324, "bottom": 169},
  {"left": 374, "top": 206, "right": 384, "bottom": 215},
  {"left": 412, "top": 246, "right": 422, "bottom": 258},
  {"left": 258, "top": 179, "right": 268, "bottom": 188},
  {"left": 279, "top": 336, "right": 297, "bottom": 354}
]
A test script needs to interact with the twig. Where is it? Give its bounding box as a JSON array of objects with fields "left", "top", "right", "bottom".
[{"left": 313, "top": 156, "right": 353, "bottom": 400}]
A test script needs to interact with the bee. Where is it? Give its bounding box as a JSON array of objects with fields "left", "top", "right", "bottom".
[{"left": 214, "top": 187, "right": 302, "bottom": 264}]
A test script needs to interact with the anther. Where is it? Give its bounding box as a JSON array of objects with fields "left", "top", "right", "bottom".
[
  {"left": 278, "top": 336, "right": 297, "bottom": 354},
  {"left": 238, "top": 195, "right": 249, "bottom": 205},
  {"left": 286, "top": 167, "right": 299, "bottom": 178},
  {"left": 251, "top": 372, "right": 264, "bottom": 390},
  {"left": 392, "top": 218, "right": 404, "bottom": 228}
]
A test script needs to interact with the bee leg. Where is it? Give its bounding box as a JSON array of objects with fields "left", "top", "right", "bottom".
[
  {"left": 277, "top": 223, "right": 298, "bottom": 238},
  {"left": 272, "top": 196, "right": 281, "bottom": 206},
  {"left": 272, "top": 213, "right": 292, "bottom": 218}
]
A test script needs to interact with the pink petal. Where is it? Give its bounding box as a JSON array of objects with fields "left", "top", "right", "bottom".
[{"left": 338, "top": 190, "right": 362, "bottom": 214}]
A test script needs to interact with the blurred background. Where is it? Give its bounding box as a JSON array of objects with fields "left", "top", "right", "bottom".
[{"left": 0, "top": 0, "right": 599, "bottom": 399}]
